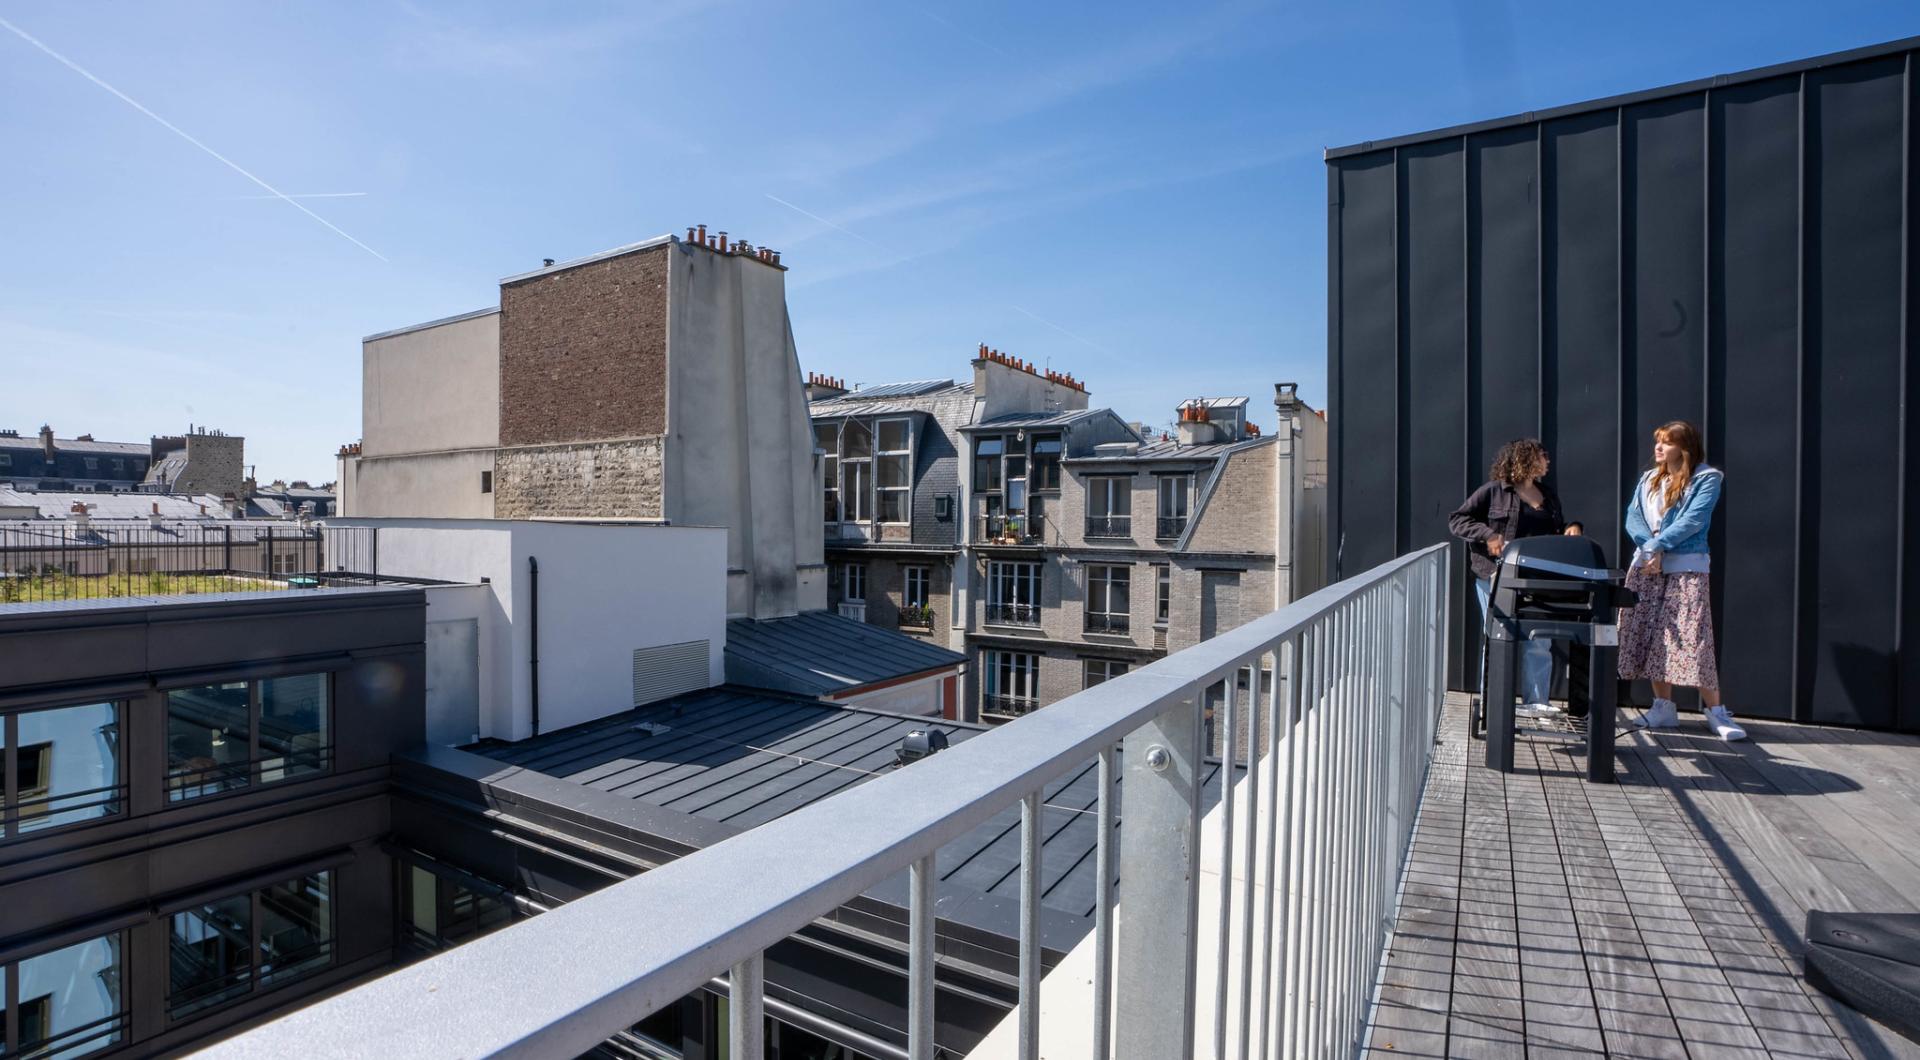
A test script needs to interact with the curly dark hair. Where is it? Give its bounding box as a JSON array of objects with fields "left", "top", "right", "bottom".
[{"left": 1490, "top": 438, "right": 1548, "bottom": 487}]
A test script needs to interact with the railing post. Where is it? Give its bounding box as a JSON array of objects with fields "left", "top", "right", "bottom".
[{"left": 1115, "top": 696, "right": 1203, "bottom": 1058}]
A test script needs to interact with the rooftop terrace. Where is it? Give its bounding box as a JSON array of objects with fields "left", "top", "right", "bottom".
[{"left": 1367, "top": 695, "right": 1920, "bottom": 1059}]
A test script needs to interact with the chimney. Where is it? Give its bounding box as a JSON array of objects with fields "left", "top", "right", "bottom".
[
  {"left": 40, "top": 424, "right": 54, "bottom": 462},
  {"left": 148, "top": 502, "right": 164, "bottom": 530},
  {"left": 67, "top": 501, "right": 91, "bottom": 532},
  {"left": 805, "top": 372, "right": 849, "bottom": 401},
  {"left": 1177, "top": 401, "right": 1225, "bottom": 446}
]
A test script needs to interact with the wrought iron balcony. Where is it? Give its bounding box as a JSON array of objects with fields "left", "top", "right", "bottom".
[
  {"left": 1084, "top": 515, "right": 1131, "bottom": 539},
  {"left": 981, "top": 694, "right": 1039, "bottom": 720},
  {"left": 984, "top": 601, "right": 1041, "bottom": 627},
  {"left": 1155, "top": 515, "right": 1188, "bottom": 539},
  {"left": 1084, "top": 612, "right": 1130, "bottom": 635},
  {"left": 976, "top": 512, "right": 1044, "bottom": 546},
  {"left": 202, "top": 545, "right": 1450, "bottom": 1060}
]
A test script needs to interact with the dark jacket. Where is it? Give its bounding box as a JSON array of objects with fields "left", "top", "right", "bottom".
[{"left": 1449, "top": 479, "right": 1566, "bottom": 580}]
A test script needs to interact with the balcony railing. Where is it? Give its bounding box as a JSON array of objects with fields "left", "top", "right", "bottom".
[
  {"left": 0, "top": 524, "right": 385, "bottom": 604},
  {"left": 976, "top": 512, "right": 1044, "bottom": 545},
  {"left": 984, "top": 601, "right": 1041, "bottom": 627},
  {"left": 1085, "top": 612, "right": 1130, "bottom": 635},
  {"left": 1156, "top": 515, "right": 1188, "bottom": 539},
  {"left": 982, "top": 694, "right": 1039, "bottom": 719},
  {"left": 1085, "top": 514, "right": 1131, "bottom": 538},
  {"left": 202, "top": 544, "right": 1449, "bottom": 1060}
]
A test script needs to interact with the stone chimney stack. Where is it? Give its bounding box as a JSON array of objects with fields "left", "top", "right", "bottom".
[{"left": 39, "top": 424, "right": 54, "bottom": 463}]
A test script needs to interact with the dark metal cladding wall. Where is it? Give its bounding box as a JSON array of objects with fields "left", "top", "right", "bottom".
[{"left": 1327, "top": 40, "right": 1920, "bottom": 730}]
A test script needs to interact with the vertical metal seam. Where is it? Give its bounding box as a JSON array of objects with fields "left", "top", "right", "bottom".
[
  {"left": 1018, "top": 790, "right": 1042, "bottom": 1060},
  {"left": 1898, "top": 53, "right": 1912, "bottom": 717},
  {"left": 1795, "top": 70, "right": 1810, "bottom": 721},
  {"left": 908, "top": 855, "right": 936, "bottom": 1060},
  {"left": 1537, "top": 122, "right": 1548, "bottom": 443},
  {"left": 1093, "top": 745, "right": 1115, "bottom": 1060}
]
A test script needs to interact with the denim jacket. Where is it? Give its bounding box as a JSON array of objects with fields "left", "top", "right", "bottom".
[{"left": 1625, "top": 464, "right": 1722, "bottom": 557}]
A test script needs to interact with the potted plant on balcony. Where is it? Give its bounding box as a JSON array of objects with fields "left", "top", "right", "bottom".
[
  {"left": 1002, "top": 516, "right": 1023, "bottom": 543},
  {"left": 901, "top": 604, "right": 935, "bottom": 630}
]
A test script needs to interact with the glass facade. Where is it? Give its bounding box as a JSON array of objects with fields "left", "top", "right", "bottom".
[
  {"left": 169, "top": 871, "right": 333, "bottom": 1020},
  {"left": 5, "top": 934, "right": 123, "bottom": 1057},
  {"left": 5, "top": 702, "right": 121, "bottom": 838},
  {"left": 259, "top": 675, "right": 329, "bottom": 783},
  {"left": 167, "top": 675, "right": 332, "bottom": 802}
]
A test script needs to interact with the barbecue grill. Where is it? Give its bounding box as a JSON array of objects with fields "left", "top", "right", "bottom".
[{"left": 1480, "top": 535, "right": 1636, "bottom": 781}]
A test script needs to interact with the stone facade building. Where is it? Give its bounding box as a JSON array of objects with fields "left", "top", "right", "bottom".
[{"left": 340, "top": 232, "right": 825, "bottom": 620}]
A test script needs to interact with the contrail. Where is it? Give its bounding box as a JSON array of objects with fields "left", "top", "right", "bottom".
[
  {"left": 1010, "top": 304, "right": 1118, "bottom": 358},
  {"left": 231, "top": 191, "right": 368, "bottom": 200},
  {"left": 764, "top": 193, "right": 887, "bottom": 251},
  {"left": 0, "top": 17, "right": 388, "bottom": 261}
]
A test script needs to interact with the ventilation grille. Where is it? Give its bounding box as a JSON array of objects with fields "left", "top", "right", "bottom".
[{"left": 632, "top": 640, "right": 710, "bottom": 707}]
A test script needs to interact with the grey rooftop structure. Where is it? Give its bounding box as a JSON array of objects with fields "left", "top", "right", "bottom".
[{"left": 724, "top": 609, "right": 964, "bottom": 698}]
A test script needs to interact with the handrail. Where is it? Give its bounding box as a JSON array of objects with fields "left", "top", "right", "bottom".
[{"left": 198, "top": 543, "right": 1450, "bottom": 1060}]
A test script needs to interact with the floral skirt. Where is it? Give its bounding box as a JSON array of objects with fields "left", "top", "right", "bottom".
[{"left": 1617, "top": 567, "right": 1720, "bottom": 689}]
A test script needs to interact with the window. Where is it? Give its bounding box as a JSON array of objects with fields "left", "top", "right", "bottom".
[
  {"left": 166, "top": 675, "right": 332, "bottom": 802},
  {"left": 1086, "top": 477, "right": 1132, "bottom": 537},
  {"left": 111, "top": 458, "right": 125, "bottom": 475},
  {"left": 841, "top": 563, "right": 866, "bottom": 602},
  {"left": 1157, "top": 475, "right": 1192, "bottom": 538},
  {"left": 903, "top": 566, "right": 932, "bottom": 627},
  {"left": 1154, "top": 563, "right": 1171, "bottom": 627},
  {"left": 839, "top": 420, "right": 873, "bottom": 524},
  {"left": 985, "top": 561, "right": 1041, "bottom": 626},
  {"left": 169, "top": 871, "right": 333, "bottom": 1020},
  {"left": 983, "top": 651, "right": 1039, "bottom": 718},
  {"left": 973, "top": 438, "right": 1004, "bottom": 494},
  {"left": 3, "top": 932, "right": 124, "bottom": 1056},
  {"left": 0, "top": 452, "right": 11, "bottom": 468},
  {"left": 480, "top": 470, "right": 493, "bottom": 494},
  {"left": 1030, "top": 434, "right": 1063, "bottom": 491},
  {"left": 1084, "top": 659, "right": 1130, "bottom": 687},
  {"left": 815, "top": 422, "right": 840, "bottom": 522},
  {"left": 4, "top": 701, "right": 122, "bottom": 838},
  {"left": 1086, "top": 565, "right": 1131, "bottom": 634},
  {"left": 876, "top": 419, "right": 912, "bottom": 523},
  {"left": 83, "top": 457, "right": 99, "bottom": 475},
  {"left": 401, "top": 863, "right": 514, "bottom": 954}
]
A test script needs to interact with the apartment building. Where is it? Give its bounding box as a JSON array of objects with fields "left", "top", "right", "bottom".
[{"left": 967, "top": 388, "right": 1326, "bottom": 726}]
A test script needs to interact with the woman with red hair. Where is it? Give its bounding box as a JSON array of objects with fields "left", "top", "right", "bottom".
[{"left": 1619, "top": 421, "right": 1743, "bottom": 740}]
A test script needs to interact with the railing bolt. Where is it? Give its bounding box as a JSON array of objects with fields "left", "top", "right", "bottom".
[{"left": 1145, "top": 745, "right": 1171, "bottom": 772}]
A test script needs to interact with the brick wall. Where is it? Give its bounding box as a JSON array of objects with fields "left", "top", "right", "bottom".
[
  {"left": 492, "top": 437, "right": 664, "bottom": 519},
  {"left": 827, "top": 552, "right": 956, "bottom": 645},
  {"left": 498, "top": 246, "right": 669, "bottom": 447}
]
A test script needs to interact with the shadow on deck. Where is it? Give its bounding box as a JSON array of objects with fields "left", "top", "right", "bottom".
[{"left": 1366, "top": 694, "right": 1920, "bottom": 1059}]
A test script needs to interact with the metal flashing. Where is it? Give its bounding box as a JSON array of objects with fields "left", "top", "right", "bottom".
[
  {"left": 498, "top": 234, "right": 677, "bottom": 285},
  {"left": 361, "top": 305, "right": 500, "bottom": 344}
]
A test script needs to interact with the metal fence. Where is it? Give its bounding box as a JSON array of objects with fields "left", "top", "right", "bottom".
[
  {"left": 199, "top": 544, "right": 1450, "bottom": 1060},
  {"left": 0, "top": 524, "right": 384, "bottom": 604}
]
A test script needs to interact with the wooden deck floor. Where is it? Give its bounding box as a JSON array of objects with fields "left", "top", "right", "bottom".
[{"left": 1365, "top": 695, "right": 1920, "bottom": 1059}]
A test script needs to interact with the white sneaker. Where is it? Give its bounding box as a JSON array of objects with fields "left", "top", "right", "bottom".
[
  {"left": 1704, "top": 705, "right": 1747, "bottom": 742},
  {"left": 1634, "top": 699, "right": 1680, "bottom": 729}
]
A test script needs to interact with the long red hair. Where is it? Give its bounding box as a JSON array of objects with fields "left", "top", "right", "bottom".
[{"left": 1650, "top": 420, "right": 1705, "bottom": 508}]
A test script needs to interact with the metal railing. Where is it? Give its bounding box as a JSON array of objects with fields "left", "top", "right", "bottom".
[
  {"left": 1085, "top": 611, "right": 1130, "bottom": 634},
  {"left": 1085, "top": 514, "right": 1132, "bottom": 538},
  {"left": 199, "top": 544, "right": 1449, "bottom": 1060},
  {"left": 0, "top": 524, "right": 383, "bottom": 603},
  {"left": 984, "top": 601, "right": 1041, "bottom": 627},
  {"left": 1157, "top": 515, "right": 1189, "bottom": 539},
  {"left": 976, "top": 512, "right": 1045, "bottom": 545},
  {"left": 982, "top": 693, "right": 1040, "bottom": 719}
]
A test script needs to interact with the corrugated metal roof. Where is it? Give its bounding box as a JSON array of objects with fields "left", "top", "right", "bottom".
[
  {"left": 469, "top": 686, "right": 1236, "bottom": 919},
  {"left": 959, "top": 408, "right": 1103, "bottom": 432},
  {"left": 844, "top": 379, "right": 955, "bottom": 400},
  {"left": 1065, "top": 435, "right": 1273, "bottom": 463},
  {"left": 725, "top": 610, "right": 963, "bottom": 696}
]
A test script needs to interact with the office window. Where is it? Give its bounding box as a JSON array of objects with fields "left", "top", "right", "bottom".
[
  {"left": 985, "top": 561, "right": 1041, "bottom": 626},
  {"left": 983, "top": 650, "right": 1039, "bottom": 718},
  {"left": 1084, "top": 659, "right": 1130, "bottom": 687},
  {"left": 1086, "top": 565, "right": 1131, "bottom": 634},
  {"left": 169, "top": 871, "right": 333, "bottom": 1020},
  {"left": 3, "top": 933, "right": 123, "bottom": 1056},
  {"left": 877, "top": 418, "right": 912, "bottom": 523},
  {"left": 4, "top": 701, "right": 122, "bottom": 838},
  {"left": 167, "top": 675, "right": 333, "bottom": 802},
  {"left": 904, "top": 566, "right": 930, "bottom": 610},
  {"left": 1154, "top": 563, "right": 1171, "bottom": 627},
  {"left": 1030, "top": 434, "right": 1063, "bottom": 491},
  {"left": 842, "top": 563, "right": 866, "bottom": 602},
  {"left": 1086, "top": 477, "right": 1132, "bottom": 537},
  {"left": 815, "top": 422, "right": 840, "bottom": 522},
  {"left": 259, "top": 674, "right": 329, "bottom": 783},
  {"left": 1157, "top": 475, "right": 1192, "bottom": 538},
  {"left": 401, "top": 863, "right": 514, "bottom": 954}
]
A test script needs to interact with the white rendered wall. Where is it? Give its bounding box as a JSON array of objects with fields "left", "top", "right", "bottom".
[
  {"left": 327, "top": 518, "right": 726, "bottom": 741},
  {"left": 361, "top": 311, "right": 500, "bottom": 458}
]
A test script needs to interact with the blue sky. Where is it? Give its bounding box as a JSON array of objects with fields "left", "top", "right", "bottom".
[{"left": 2, "top": 1, "right": 1912, "bottom": 482}]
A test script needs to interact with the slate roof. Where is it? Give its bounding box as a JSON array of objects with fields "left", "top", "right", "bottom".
[
  {"left": 0, "top": 436, "right": 148, "bottom": 456},
  {"left": 725, "top": 610, "right": 964, "bottom": 696},
  {"left": 0, "top": 488, "right": 232, "bottom": 520},
  {"left": 808, "top": 380, "right": 973, "bottom": 419},
  {"left": 468, "top": 685, "right": 1236, "bottom": 920}
]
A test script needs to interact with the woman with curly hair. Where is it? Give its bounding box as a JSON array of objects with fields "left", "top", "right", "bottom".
[
  {"left": 1619, "top": 420, "right": 1743, "bottom": 740},
  {"left": 1449, "top": 438, "right": 1578, "bottom": 710}
]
